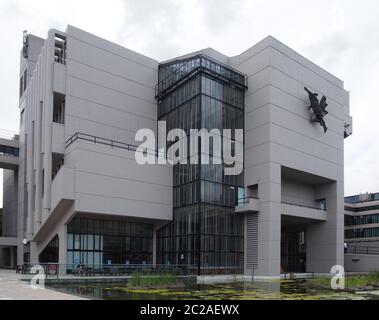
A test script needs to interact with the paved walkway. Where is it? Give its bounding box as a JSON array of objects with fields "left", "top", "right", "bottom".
[{"left": 0, "top": 269, "right": 87, "bottom": 300}]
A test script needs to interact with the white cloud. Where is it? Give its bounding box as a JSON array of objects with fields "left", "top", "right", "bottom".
[{"left": 0, "top": 0, "right": 378, "bottom": 204}]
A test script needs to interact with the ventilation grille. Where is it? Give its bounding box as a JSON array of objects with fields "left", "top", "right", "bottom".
[{"left": 246, "top": 214, "right": 258, "bottom": 269}]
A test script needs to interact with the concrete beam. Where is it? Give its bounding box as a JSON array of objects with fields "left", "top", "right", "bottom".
[
  {"left": 0, "top": 237, "right": 18, "bottom": 246},
  {"left": 0, "top": 154, "right": 19, "bottom": 169}
]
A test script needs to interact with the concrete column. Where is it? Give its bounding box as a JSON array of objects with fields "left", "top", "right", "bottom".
[
  {"left": 17, "top": 131, "right": 28, "bottom": 265},
  {"left": 0, "top": 247, "right": 3, "bottom": 267},
  {"left": 152, "top": 229, "right": 157, "bottom": 266},
  {"left": 255, "top": 162, "right": 281, "bottom": 277},
  {"left": 42, "top": 32, "right": 55, "bottom": 221},
  {"left": 243, "top": 214, "right": 248, "bottom": 274},
  {"left": 58, "top": 224, "right": 67, "bottom": 275},
  {"left": 10, "top": 246, "right": 16, "bottom": 268},
  {"left": 26, "top": 126, "right": 35, "bottom": 238},
  {"left": 306, "top": 180, "right": 344, "bottom": 273},
  {"left": 29, "top": 241, "right": 38, "bottom": 265},
  {"left": 34, "top": 47, "right": 44, "bottom": 228}
]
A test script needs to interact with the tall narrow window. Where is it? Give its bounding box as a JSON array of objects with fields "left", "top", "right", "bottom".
[
  {"left": 20, "top": 109, "right": 25, "bottom": 125},
  {"left": 53, "top": 92, "right": 65, "bottom": 124},
  {"left": 19, "top": 76, "right": 23, "bottom": 97},
  {"left": 23, "top": 69, "right": 27, "bottom": 92},
  {"left": 42, "top": 169, "right": 45, "bottom": 197},
  {"left": 54, "top": 34, "right": 66, "bottom": 64}
]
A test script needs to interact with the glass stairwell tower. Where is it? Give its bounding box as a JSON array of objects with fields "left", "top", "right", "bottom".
[{"left": 156, "top": 55, "right": 247, "bottom": 275}]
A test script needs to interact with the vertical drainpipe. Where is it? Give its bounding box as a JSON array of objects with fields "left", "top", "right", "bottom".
[
  {"left": 34, "top": 51, "right": 43, "bottom": 230},
  {"left": 33, "top": 57, "right": 41, "bottom": 233},
  {"left": 153, "top": 228, "right": 157, "bottom": 266},
  {"left": 27, "top": 66, "right": 38, "bottom": 239},
  {"left": 42, "top": 31, "right": 54, "bottom": 221},
  {"left": 26, "top": 82, "right": 34, "bottom": 239}
]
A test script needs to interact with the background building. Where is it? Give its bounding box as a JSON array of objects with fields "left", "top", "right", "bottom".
[
  {"left": 0, "top": 134, "right": 19, "bottom": 268},
  {"left": 0, "top": 25, "right": 352, "bottom": 277},
  {"left": 344, "top": 192, "right": 379, "bottom": 272}
]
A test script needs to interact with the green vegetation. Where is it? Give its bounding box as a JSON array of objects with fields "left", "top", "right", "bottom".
[
  {"left": 62, "top": 281, "right": 368, "bottom": 300},
  {"left": 128, "top": 272, "right": 179, "bottom": 289},
  {"left": 52, "top": 278, "right": 379, "bottom": 300},
  {"left": 309, "top": 271, "right": 379, "bottom": 290},
  {"left": 367, "top": 271, "right": 379, "bottom": 284},
  {"left": 346, "top": 271, "right": 379, "bottom": 288}
]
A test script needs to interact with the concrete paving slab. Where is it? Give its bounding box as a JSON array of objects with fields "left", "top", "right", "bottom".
[{"left": 0, "top": 269, "right": 87, "bottom": 300}]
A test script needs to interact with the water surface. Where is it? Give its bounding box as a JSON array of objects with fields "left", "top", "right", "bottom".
[{"left": 49, "top": 279, "right": 379, "bottom": 300}]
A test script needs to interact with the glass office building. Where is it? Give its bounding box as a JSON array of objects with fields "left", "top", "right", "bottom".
[{"left": 156, "top": 55, "right": 247, "bottom": 274}]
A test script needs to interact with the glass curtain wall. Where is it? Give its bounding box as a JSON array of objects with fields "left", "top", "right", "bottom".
[
  {"left": 67, "top": 216, "right": 153, "bottom": 271},
  {"left": 156, "top": 55, "right": 247, "bottom": 274},
  {"left": 39, "top": 235, "right": 59, "bottom": 263}
]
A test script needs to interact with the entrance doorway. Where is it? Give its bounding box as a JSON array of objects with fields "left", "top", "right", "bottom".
[
  {"left": 281, "top": 231, "right": 306, "bottom": 273},
  {"left": 281, "top": 215, "right": 309, "bottom": 273},
  {"left": 0, "top": 246, "right": 17, "bottom": 268}
]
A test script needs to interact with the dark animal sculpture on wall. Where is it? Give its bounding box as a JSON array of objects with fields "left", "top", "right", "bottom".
[{"left": 304, "top": 87, "right": 328, "bottom": 133}]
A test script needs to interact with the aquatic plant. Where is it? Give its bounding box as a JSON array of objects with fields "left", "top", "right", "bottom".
[{"left": 128, "top": 272, "right": 178, "bottom": 288}]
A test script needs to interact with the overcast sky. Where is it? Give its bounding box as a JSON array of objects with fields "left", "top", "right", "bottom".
[{"left": 1, "top": 0, "right": 379, "bottom": 207}]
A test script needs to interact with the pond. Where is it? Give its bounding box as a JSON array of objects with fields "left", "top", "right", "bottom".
[{"left": 48, "top": 279, "right": 379, "bottom": 300}]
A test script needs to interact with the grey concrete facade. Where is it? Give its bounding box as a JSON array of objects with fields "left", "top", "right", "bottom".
[
  {"left": 1, "top": 26, "right": 352, "bottom": 277},
  {"left": 16, "top": 26, "right": 172, "bottom": 268},
  {"left": 229, "top": 37, "right": 351, "bottom": 276}
]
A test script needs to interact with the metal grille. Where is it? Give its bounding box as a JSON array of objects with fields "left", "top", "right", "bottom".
[{"left": 246, "top": 214, "right": 258, "bottom": 269}]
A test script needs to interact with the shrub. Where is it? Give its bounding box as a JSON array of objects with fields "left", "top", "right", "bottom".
[{"left": 130, "top": 272, "right": 142, "bottom": 287}]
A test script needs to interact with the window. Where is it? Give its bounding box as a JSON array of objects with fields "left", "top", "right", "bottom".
[
  {"left": 20, "top": 109, "right": 25, "bottom": 125},
  {"left": 53, "top": 92, "right": 65, "bottom": 124},
  {"left": 66, "top": 217, "right": 154, "bottom": 271},
  {"left": 39, "top": 235, "right": 59, "bottom": 263},
  {"left": 23, "top": 69, "right": 27, "bottom": 92},
  {"left": 19, "top": 69, "right": 28, "bottom": 97},
  {"left": 19, "top": 76, "right": 23, "bottom": 98},
  {"left": 54, "top": 34, "right": 66, "bottom": 64},
  {"left": 317, "top": 199, "right": 327, "bottom": 211},
  {"left": 156, "top": 57, "right": 246, "bottom": 274}
]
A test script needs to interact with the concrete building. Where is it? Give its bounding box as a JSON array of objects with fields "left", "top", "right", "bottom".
[
  {"left": 0, "top": 134, "right": 19, "bottom": 268},
  {"left": 0, "top": 25, "right": 352, "bottom": 277},
  {"left": 344, "top": 192, "right": 379, "bottom": 272}
]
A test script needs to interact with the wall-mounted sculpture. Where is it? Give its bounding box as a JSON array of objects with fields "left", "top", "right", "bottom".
[{"left": 304, "top": 87, "right": 328, "bottom": 133}]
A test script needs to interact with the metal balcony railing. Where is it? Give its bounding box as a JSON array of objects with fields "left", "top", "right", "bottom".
[
  {"left": 281, "top": 201, "right": 326, "bottom": 211},
  {"left": 345, "top": 245, "right": 379, "bottom": 255},
  {"left": 236, "top": 196, "right": 259, "bottom": 206},
  {"left": 156, "top": 54, "right": 248, "bottom": 99},
  {"left": 0, "top": 145, "right": 19, "bottom": 157},
  {"left": 65, "top": 132, "right": 159, "bottom": 157}
]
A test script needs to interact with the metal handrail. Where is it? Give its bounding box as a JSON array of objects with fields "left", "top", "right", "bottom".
[
  {"left": 16, "top": 263, "right": 243, "bottom": 278},
  {"left": 346, "top": 245, "right": 379, "bottom": 255},
  {"left": 281, "top": 201, "right": 326, "bottom": 211},
  {"left": 156, "top": 58, "right": 201, "bottom": 96},
  {"left": 65, "top": 132, "right": 160, "bottom": 157},
  {"left": 237, "top": 196, "right": 259, "bottom": 206},
  {"left": 283, "top": 271, "right": 315, "bottom": 279},
  {"left": 156, "top": 54, "right": 248, "bottom": 98}
]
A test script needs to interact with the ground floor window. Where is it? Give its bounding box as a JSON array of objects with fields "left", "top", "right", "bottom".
[
  {"left": 67, "top": 216, "right": 153, "bottom": 270},
  {"left": 39, "top": 235, "right": 59, "bottom": 263},
  {"left": 281, "top": 231, "right": 306, "bottom": 273},
  {"left": 157, "top": 204, "right": 244, "bottom": 274}
]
